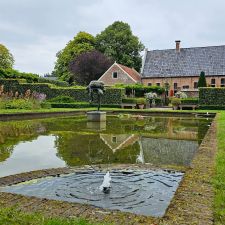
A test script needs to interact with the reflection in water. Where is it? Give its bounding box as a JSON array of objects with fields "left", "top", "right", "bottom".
[
  {"left": 0, "top": 116, "right": 212, "bottom": 177},
  {"left": 0, "top": 136, "right": 66, "bottom": 177},
  {"left": 87, "top": 121, "right": 106, "bottom": 131}
]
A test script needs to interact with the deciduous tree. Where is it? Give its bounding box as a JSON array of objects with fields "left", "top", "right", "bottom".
[
  {"left": 96, "top": 21, "right": 144, "bottom": 72},
  {"left": 0, "top": 44, "right": 14, "bottom": 69},
  {"left": 69, "top": 50, "right": 112, "bottom": 85},
  {"left": 54, "top": 32, "right": 96, "bottom": 83}
]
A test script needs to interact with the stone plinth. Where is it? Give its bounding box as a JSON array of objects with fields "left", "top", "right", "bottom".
[{"left": 87, "top": 111, "right": 106, "bottom": 122}]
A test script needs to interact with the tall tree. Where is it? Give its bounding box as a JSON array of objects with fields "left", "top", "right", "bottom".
[
  {"left": 197, "top": 71, "right": 207, "bottom": 88},
  {"left": 69, "top": 50, "right": 112, "bottom": 85},
  {"left": 96, "top": 21, "right": 144, "bottom": 72},
  {"left": 0, "top": 44, "right": 14, "bottom": 69},
  {"left": 54, "top": 32, "right": 96, "bottom": 83}
]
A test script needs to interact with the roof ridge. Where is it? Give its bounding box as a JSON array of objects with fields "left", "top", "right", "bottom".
[{"left": 148, "top": 44, "right": 225, "bottom": 52}]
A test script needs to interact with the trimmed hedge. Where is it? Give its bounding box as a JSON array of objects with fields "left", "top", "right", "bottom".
[
  {"left": 0, "top": 68, "right": 39, "bottom": 83},
  {"left": 38, "top": 77, "right": 69, "bottom": 87},
  {"left": 0, "top": 79, "right": 125, "bottom": 105},
  {"left": 122, "top": 97, "right": 162, "bottom": 105},
  {"left": 114, "top": 84, "right": 164, "bottom": 97},
  {"left": 51, "top": 103, "right": 121, "bottom": 108},
  {"left": 180, "top": 98, "right": 199, "bottom": 105},
  {"left": 199, "top": 105, "right": 225, "bottom": 110},
  {"left": 199, "top": 88, "right": 225, "bottom": 105}
]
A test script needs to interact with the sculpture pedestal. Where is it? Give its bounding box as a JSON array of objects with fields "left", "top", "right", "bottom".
[{"left": 87, "top": 111, "right": 106, "bottom": 122}]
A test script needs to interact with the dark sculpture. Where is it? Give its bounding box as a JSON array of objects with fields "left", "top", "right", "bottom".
[{"left": 87, "top": 81, "right": 105, "bottom": 111}]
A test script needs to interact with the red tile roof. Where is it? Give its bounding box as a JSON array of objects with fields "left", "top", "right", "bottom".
[{"left": 117, "top": 63, "right": 141, "bottom": 82}]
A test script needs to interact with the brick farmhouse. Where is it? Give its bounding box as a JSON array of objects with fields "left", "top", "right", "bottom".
[
  {"left": 141, "top": 41, "right": 225, "bottom": 95},
  {"left": 98, "top": 62, "right": 141, "bottom": 85}
]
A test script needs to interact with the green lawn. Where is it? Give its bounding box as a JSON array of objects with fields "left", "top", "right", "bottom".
[
  {"left": 0, "top": 207, "right": 102, "bottom": 225},
  {"left": 213, "top": 111, "right": 225, "bottom": 224}
]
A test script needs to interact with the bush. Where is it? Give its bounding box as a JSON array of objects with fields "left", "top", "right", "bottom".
[
  {"left": 180, "top": 98, "right": 199, "bottom": 104},
  {"left": 0, "top": 79, "right": 125, "bottom": 105},
  {"left": 0, "top": 85, "right": 47, "bottom": 110},
  {"left": 199, "top": 88, "right": 225, "bottom": 105},
  {"left": 136, "top": 98, "right": 146, "bottom": 104},
  {"left": 122, "top": 98, "right": 137, "bottom": 104},
  {"left": 47, "top": 95, "right": 76, "bottom": 103},
  {"left": 171, "top": 98, "right": 181, "bottom": 106},
  {"left": 38, "top": 77, "right": 69, "bottom": 87},
  {"left": 0, "top": 68, "right": 39, "bottom": 83},
  {"left": 50, "top": 103, "right": 121, "bottom": 108},
  {"left": 115, "top": 83, "right": 164, "bottom": 97},
  {"left": 199, "top": 105, "right": 225, "bottom": 110}
]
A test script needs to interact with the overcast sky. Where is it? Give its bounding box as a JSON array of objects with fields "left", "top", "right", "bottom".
[{"left": 0, "top": 0, "right": 225, "bottom": 75}]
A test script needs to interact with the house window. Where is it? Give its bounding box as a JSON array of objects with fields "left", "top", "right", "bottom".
[
  {"left": 182, "top": 85, "right": 189, "bottom": 89},
  {"left": 194, "top": 82, "right": 198, "bottom": 89},
  {"left": 112, "top": 72, "right": 118, "bottom": 79},
  {"left": 211, "top": 78, "right": 216, "bottom": 87},
  {"left": 221, "top": 78, "right": 225, "bottom": 87},
  {"left": 174, "top": 83, "right": 178, "bottom": 90},
  {"left": 112, "top": 136, "right": 117, "bottom": 143},
  {"left": 156, "top": 83, "right": 160, "bottom": 87},
  {"left": 148, "top": 83, "right": 152, "bottom": 86}
]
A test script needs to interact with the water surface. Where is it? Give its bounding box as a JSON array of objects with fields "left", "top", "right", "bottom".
[
  {"left": 0, "top": 115, "right": 211, "bottom": 177},
  {"left": 0, "top": 170, "right": 183, "bottom": 217}
]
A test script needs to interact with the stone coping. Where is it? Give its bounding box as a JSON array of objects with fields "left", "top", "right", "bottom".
[
  {"left": 0, "top": 109, "right": 216, "bottom": 121},
  {"left": 0, "top": 116, "right": 217, "bottom": 225}
]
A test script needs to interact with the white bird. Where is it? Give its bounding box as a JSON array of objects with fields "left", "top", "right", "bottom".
[{"left": 99, "top": 171, "right": 111, "bottom": 193}]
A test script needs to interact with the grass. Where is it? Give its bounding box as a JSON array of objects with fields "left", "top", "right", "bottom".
[
  {"left": 0, "top": 108, "right": 96, "bottom": 114},
  {"left": 213, "top": 111, "right": 225, "bottom": 224},
  {"left": 0, "top": 206, "right": 102, "bottom": 225}
]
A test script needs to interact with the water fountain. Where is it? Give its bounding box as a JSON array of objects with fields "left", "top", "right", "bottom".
[{"left": 99, "top": 171, "right": 111, "bottom": 194}]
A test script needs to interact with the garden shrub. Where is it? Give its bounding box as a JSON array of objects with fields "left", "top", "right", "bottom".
[
  {"left": 0, "top": 79, "right": 125, "bottom": 105},
  {"left": 47, "top": 95, "right": 76, "bottom": 103},
  {"left": 38, "top": 77, "right": 69, "bottom": 87},
  {"left": 171, "top": 97, "right": 181, "bottom": 106},
  {"left": 180, "top": 98, "right": 199, "bottom": 104},
  {"left": 0, "top": 85, "right": 47, "bottom": 110},
  {"left": 199, "top": 105, "right": 225, "bottom": 110},
  {"left": 114, "top": 83, "right": 164, "bottom": 97},
  {"left": 50, "top": 103, "right": 121, "bottom": 108},
  {"left": 199, "top": 87, "right": 225, "bottom": 105},
  {"left": 0, "top": 68, "right": 39, "bottom": 83},
  {"left": 122, "top": 97, "right": 162, "bottom": 105}
]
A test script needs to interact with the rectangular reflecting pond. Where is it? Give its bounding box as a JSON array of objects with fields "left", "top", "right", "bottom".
[{"left": 0, "top": 115, "right": 212, "bottom": 177}]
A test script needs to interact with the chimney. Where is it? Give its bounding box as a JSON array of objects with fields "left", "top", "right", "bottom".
[{"left": 175, "top": 40, "right": 181, "bottom": 53}]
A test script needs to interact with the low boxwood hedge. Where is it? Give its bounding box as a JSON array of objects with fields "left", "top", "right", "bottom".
[
  {"left": 122, "top": 97, "right": 162, "bottom": 105},
  {"left": 180, "top": 98, "right": 199, "bottom": 105},
  {"left": 199, "top": 105, "right": 225, "bottom": 110},
  {"left": 50, "top": 103, "right": 121, "bottom": 108}
]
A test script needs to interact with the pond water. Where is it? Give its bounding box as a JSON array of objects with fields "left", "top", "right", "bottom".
[
  {"left": 0, "top": 115, "right": 211, "bottom": 177},
  {"left": 0, "top": 170, "right": 183, "bottom": 217}
]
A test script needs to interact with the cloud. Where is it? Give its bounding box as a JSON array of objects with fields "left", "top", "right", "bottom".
[{"left": 0, "top": 0, "right": 225, "bottom": 75}]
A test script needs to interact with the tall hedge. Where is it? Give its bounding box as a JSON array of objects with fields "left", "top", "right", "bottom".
[
  {"left": 199, "top": 87, "right": 225, "bottom": 105},
  {"left": 0, "top": 79, "right": 125, "bottom": 105}
]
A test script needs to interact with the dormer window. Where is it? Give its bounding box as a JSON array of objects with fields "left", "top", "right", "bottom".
[{"left": 112, "top": 72, "right": 118, "bottom": 79}]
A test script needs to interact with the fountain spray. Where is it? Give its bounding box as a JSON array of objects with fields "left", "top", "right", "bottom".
[{"left": 99, "top": 171, "right": 111, "bottom": 194}]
